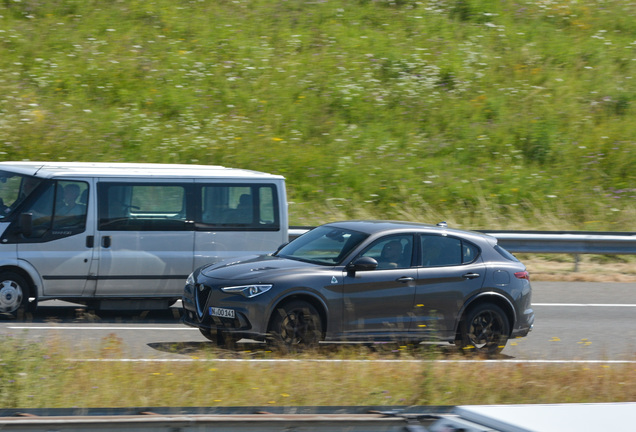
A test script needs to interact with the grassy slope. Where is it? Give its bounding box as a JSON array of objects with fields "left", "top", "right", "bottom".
[
  {"left": 0, "top": 0, "right": 634, "bottom": 229},
  {"left": 1, "top": 2, "right": 635, "bottom": 409}
]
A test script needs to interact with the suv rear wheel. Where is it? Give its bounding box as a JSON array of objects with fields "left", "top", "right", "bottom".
[{"left": 457, "top": 302, "right": 510, "bottom": 356}]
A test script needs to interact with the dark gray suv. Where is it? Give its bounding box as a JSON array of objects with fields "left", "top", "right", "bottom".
[{"left": 182, "top": 221, "right": 534, "bottom": 355}]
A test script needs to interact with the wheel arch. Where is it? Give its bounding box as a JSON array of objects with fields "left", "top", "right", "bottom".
[
  {"left": 0, "top": 265, "right": 38, "bottom": 300},
  {"left": 267, "top": 292, "right": 328, "bottom": 337},
  {"left": 455, "top": 292, "right": 517, "bottom": 339}
]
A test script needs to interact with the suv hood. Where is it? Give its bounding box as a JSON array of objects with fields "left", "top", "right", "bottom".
[{"left": 199, "top": 254, "right": 320, "bottom": 281}]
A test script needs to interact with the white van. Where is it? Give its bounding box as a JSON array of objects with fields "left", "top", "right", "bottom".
[{"left": 0, "top": 162, "right": 288, "bottom": 316}]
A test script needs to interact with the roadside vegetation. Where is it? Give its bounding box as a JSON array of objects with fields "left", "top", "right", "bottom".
[
  {"left": 0, "top": 0, "right": 634, "bottom": 410},
  {"left": 0, "top": 334, "right": 634, "bottom": 409},
  {"left": 0, "top": 0, "right": 634, "bottom": 230}
]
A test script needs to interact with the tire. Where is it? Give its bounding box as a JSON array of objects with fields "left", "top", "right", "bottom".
[
  {"left": 267, "top": 300, "right": 322, "bottom": 352},
  {"left": 457, "top": 303, "right": 510, "bottom": 356},
  {"left": 0, "top": 272, "right": 32, "bottom": 318},
  {"left": 199, "top": 328, "right": 238, "bottom": 349}
]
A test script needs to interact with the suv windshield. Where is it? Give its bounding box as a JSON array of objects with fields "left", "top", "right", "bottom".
[
  {"left": 276, "top": 226, "right": 368, "bottom": 265},
  {"left": 0, "top": 171, "right": 42, "bottom": 220}
]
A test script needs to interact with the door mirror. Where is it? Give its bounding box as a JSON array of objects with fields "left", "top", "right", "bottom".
[
  {"left": 19, "top": 212, "right": 33, "bottom": 237},
  {"left": 348, "top": 256, "right": 378, "bottom": 272}
]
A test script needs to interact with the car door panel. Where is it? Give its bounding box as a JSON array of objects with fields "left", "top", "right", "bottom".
[
  {"left": 411, "top": 263, "right": 486, "bottom": 340},
  {"left": 342, "top": 268, "right": 417, "bottom": 336}
]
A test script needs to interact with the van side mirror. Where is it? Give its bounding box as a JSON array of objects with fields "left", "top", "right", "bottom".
[
  {"left": 348, "top": 256, "right": 378, "bottom": 272},
  {"left": 19, "top": 212, "right": 33, "bottom": 237}
]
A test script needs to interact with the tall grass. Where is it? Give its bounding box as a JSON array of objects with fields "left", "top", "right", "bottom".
[
  {"left": 0, "top": 335, "right": 634, "bottom": 408},
  {"left": 0, "top": 0, "right": 634, "bottom": 229}
]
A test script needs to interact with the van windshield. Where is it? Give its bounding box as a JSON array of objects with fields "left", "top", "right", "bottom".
[{"left": 0, "top": 171, "right": 42, "bottom": 220}]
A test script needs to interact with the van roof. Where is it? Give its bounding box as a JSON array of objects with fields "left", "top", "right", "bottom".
[{"left": 0, "top": 162, "right": 285, "bottom": 180}]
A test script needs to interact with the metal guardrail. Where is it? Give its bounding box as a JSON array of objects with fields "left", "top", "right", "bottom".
[
  {"left": 0, "top": 406, "right": 449, "bottom": 432},
  {"left": 3, "top": 404, "right": 635, "bottom": 431},
  {"left": 289, "top": 227, "right": 636, "bottom": 255}
]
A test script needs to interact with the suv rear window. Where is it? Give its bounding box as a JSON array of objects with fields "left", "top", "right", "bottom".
[{"left": 494, "top": 245, "right": 520, "bottom": 262}]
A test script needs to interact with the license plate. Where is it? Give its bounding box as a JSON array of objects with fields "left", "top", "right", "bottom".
[{"left": 209, "top": 307, "right": 235, "bottom": 318}]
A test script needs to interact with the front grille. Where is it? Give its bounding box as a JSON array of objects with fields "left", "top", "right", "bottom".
[{"left": 194, "top": 283, "right": 211, "bottom": 321}]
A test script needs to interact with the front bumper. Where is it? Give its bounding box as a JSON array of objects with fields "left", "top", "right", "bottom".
[{"left": 182, "top": 281, "right": 270, "bottom": 341}]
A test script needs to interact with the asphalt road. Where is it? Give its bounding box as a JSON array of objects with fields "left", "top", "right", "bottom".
[{"left": 1, "top": 281, "right": 635, "bottom": 361}]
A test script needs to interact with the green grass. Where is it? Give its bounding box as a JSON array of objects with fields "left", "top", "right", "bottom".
[
  {"left": 0, "top": 0, "right": 634, "bottom": 230},
  {"left": 1, "top": 334, "right": 634, "bottom": 408},
  {"left": 1, "top": 0, "right": 634, "bottom": 410}
]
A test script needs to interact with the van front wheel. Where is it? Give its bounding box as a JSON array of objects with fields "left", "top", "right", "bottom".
[{"left": 0, "top": 272, "right": 32, "bottom": 318}]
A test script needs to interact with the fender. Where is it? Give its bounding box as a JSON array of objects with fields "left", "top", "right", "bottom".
[
  {"left": 0, "top": 258, "right": 45, "bottom": 299},
  {"left": 266, "top": 287, "right": 330, "bottom": 331},
  {"left": 454, "top": 290, "right": 517, "bottom": 335}
]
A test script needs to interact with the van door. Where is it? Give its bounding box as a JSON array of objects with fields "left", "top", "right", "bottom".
[
  {"left": 93, "top": 181, "right": 194, "bottom": 298},
  {"left": 15, "top": 179, "right": 95, "bottom": 296},
  {"left": 193, "top": 181, "right": 286, "bottom": 269}
]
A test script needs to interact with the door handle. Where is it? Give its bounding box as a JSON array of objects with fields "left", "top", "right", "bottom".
[
  {"left": 397, "top": 276, "right": 415, "bottom": 283},
  {"left": 462, "top": 272, "right": 480, "bottom": 279},
  {"left": 102, "top": 236, "right": 111, "bottom": 248},
  {"left": 86, "top": 236, "right": 94, "bottom": 248}
]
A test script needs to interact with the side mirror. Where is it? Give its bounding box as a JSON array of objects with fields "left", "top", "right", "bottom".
[
  {"left": 19, "top": 212, "right": 33, "bottom": 237},
  {"left": 348, "top": 256, "right": 378, "bottom": 272}
]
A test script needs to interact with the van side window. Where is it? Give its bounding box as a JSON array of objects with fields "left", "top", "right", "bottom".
[
  {"left": 53, "top": 181, "right": 88, "bottom": 231},
  {"left": 98, "top": 183, "right": 187, "bottom": 231},
  {"left": 23, "top": 183, "right": 55, "bottom": 237},
  {"left": 200, "top": 184, "right": 279, "bottom": 230},
  {"left": 21, "top": 180, "right": 88, "bottom": 238}
]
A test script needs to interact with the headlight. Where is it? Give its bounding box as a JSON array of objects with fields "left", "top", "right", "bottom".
[
  {"left": 186, "top": 273, "right": 195, "bottom": 286},
  {"left": 221, "top": 284, "right": 272, "bottom": 298}
]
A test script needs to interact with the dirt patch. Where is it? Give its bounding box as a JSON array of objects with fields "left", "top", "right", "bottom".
[{"left": 522, "top": 256, "right": 636, "bottom": 283}]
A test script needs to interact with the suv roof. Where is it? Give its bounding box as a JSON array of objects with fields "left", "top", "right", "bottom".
[{"left": 325, "top": 220, "right": 497, "bottom": 244}]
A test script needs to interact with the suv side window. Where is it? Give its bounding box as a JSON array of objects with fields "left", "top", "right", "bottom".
[
  {"left": 359, "top": 235, "right": 414, "bottom": 269},
  {"left": 420, "top": 235, "right": 480, "bottom": 267}
]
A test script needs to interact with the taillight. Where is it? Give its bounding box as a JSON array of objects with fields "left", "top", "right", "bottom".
[{"left": 515, "top": 271, "right": 530, "bottom": 280}]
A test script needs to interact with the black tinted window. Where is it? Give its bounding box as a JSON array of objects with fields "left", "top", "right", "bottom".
[
  {"left": 421, "top": 235, "right": 461, "bottom": 267},
  {"left": 420, "top": 235, "right": 480, "bottom": 267}
]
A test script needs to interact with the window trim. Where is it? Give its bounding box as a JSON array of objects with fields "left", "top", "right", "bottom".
[{"left": 97, "top": 181, "right": 281, "bottom": 232}]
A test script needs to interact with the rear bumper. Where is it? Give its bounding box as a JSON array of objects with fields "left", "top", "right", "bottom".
[{"left": 511, "top": 308, "right": 534, "bottom": 338}]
